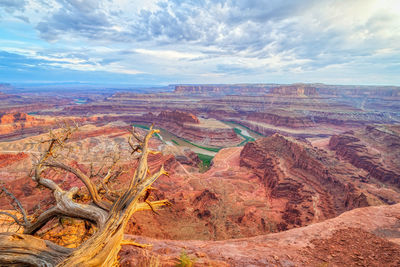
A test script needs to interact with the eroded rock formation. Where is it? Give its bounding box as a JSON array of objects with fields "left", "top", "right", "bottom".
[
  {"left": 239, "top": 134, "right": 382, "bottom": 230},
  {"left": 0, "top": 112, "right": 53, "bottom": 140},
  {"left": 329, "top": 125, "right": 400, "bottom": 189},
  {"left": 270, "top": 85, "right": 318, "bottom": 96},
  {"left": 173, "top": 84, "right": 273, "bottom": 95},
  {"left": 0, "top": 153, "right": 28, "bottom": 168},
  {"left": 120, "top": 203, "right": 400, "bottom": 266},
  {"left": 129, "top": 134, "right": 398, "bottom": 240},
  {"left": 139, "top": 111, "right": 241, "bottom": 147}
]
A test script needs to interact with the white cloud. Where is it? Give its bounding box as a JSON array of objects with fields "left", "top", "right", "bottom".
[
  {"left": 134, "top": 48, "right": 201, "bottom": 60},
  {"left": 1, "top": 0, "right": 399, "bottom": 84},
  {"left": 47, "top": 61, "right": 144, "bottom": 75}
]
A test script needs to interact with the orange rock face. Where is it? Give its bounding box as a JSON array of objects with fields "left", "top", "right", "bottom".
[
  {"left": 329, "top": 125, "right": 400, "bottom": 189},
  {"left": 0, "top": 112, "right": 34, "bottom": 124},
  {"left": 0, "top": 153, "right": 28, "bottom": 168},
  {"left": 127, "top": 134, "right": 398, "bottom": 240},
  {"left": 270, "top": 85, "right": 318, "bottom": 96},
  {"left": 138, "top": 111, "right": 241, "bottom": 146},
  {"left": 0, "top": 112, "right": 49, "bottom": 139},
  {"left": 0, "top": 112, "right": 105, "bottom": 141},
  {"left": 120, "top": 203, "right": 400, "bottom": 266},
  {"left": 238, "top": 134, "right": 390, "bottom": 230},
  {"left": 246, "top": 112, "right": 315, "bottom": 128},
  {"left": 173, "top": 84, "right": 272, "bottom": 95},
  {"left": 157, "top": 110, "right": 200, "bottom": 125}
]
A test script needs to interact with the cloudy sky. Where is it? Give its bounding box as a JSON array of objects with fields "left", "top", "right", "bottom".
[{"left": 0, "top": 0, "right": 399, "bottom": 85}]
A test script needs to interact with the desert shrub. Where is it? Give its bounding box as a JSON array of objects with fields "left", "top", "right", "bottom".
[
  {"left": 176, "top": 250, "right": 196, "bottom": 267},
  {"left": 197, "top": 153, "right": 213, "bottom": 172}
]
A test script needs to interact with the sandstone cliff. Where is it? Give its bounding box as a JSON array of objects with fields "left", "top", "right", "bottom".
[
  {"left": 0, "top": 112, "right": 53, "bottom": 140},
  {"left": 157, "top": 110, "right": 200, "bottom": 125},
  {"left": 128, "top": 134, "right": 398, "bottom": 240},
  {"left": 173, "top": 84, "right": 273, "bottom": 95},
  {"left": 329, "top": 125, "right": 400, "bottom": 189},
  {"left": 121, "top": 203, "right": 400, "bottom": 266},
  {"left": 239, "top": 134, "right": 384, "bottom": 231},
  {"left": 270, "top": 85, "right": 318, "bottom": 96},
  {"left": 139, "top": 111, "right": 241, "bottom": 147},
  {"left": 0, "top": 112, "right": 34, "bottom": 124}
]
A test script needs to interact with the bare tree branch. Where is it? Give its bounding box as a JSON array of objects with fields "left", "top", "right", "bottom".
[
  {"left": 129, "top": 126, "right": 143, "bottom": 143},
  {"left": 1, "top": 187, "right": 28, "bottom": 226},
  {"left": 121, "top": 239, "right": 152, "bottom": 248},
  {"left": 43, "top": 161, "right": 112, "bottom": 211},
  {"left": 23, "top": 207, "right": 59, "bottom": 235},
  {"left": 136, "top": 200, "right": 172, "bottom": 213},
  {"left": 0, "top": 211, "right": 24, "bottom": 227}
]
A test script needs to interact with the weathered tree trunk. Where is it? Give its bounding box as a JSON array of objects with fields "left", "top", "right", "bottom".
[
  {"left": 0, "top": 232, "right": 73, "bottom": 266},
  {"left": 0, "top": 126, "right": 169, "bottom": 266},
  {"left": 57, "top": 215, "right": 125, "bottom": 266}
]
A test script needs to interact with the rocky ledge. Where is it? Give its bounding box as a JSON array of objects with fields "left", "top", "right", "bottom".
[
  {"left": 329, "top": 125, "right": 400, "bottom": 189},
  {"left": 139, "top": 110, "right": 241, "bottom": 147},
  {"left": 120, "top": 203, "right": 400, "bottom": 266}
]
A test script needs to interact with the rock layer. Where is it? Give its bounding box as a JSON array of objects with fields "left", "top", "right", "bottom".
[
  {"left": 120, "top": 203, "right": 400, "bottom": 266},
  {"left": 270, "top": 85, "right": 318, "bottom": 96},
  {"left": 137, "top": 111, "right": 241, "bottom": 147},
  {"left": 240, "top": 134, "right": 378, "bottom": 230},
  {"left": 329, "top": 125, "right": 400, "bottom": 189},
  {"left": 0, "top": 113, "right": 54, "bottom": 140},
  {"left": 129, "top": 134, "right": 398, "bottom": 239}
]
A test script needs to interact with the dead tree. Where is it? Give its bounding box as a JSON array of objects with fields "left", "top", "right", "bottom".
[{"left": 0, "top": 125, "right": 170, "bottom": 266}]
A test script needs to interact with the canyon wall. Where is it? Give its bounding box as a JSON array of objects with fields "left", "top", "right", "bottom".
[
  {"left": 329, "top": 125, "right": 400, "bottom": 189},
  {"left": 270, "top": 85, "right": 318, "bottom": 96},
  {"left": 239, "top": 134, "right": 376, "bottom": 230},
  {"left": 135, "top": 111, "right": 242, "bottom": 147}
]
